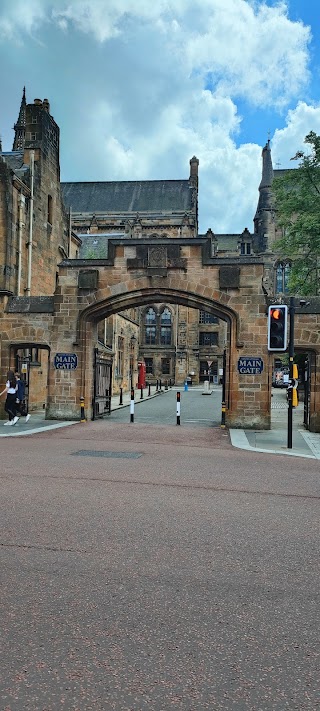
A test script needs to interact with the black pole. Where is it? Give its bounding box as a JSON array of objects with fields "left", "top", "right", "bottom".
[
  {"left": 119, "top": 387, "right": 123, "bottom": 405},
  {"left": 221, "top": 349, "right": 226, "bottom": 428},
  {"left": 140, "top": 386, "right": 143, "bottom": 399},
  {"left": 287, "top": 297, "right": 295, "bottom": 449},
  {"left": 148, "top": 382, "right": 151, "bottom": 396},
  {"left": 80, "top": 396, "right": 86, "bottom": 422}
]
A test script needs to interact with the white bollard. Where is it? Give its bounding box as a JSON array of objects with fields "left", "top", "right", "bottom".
[
  {"left": 130, "top": 388, "right": 134, "bottom": 423},
  {"left": 202, "top": 380, "right": 212, "bottom": 395}
]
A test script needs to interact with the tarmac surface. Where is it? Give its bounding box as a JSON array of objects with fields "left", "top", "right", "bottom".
[
  {"left": 1, "top": 387, "right": 319, "bottom": 710},
  {"left": 1, "top": 386, "right": 319, "bottom": 460}
]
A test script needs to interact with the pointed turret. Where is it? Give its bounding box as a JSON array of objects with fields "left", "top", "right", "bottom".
[
  {"left": 253, "top": 139, "right": 276, "bottom": 252},
  {"left": 259, "top": 139, "right": 274, "bottom": 190},
  {"left": 12, "top": 87, "right": 27, "bottom": 150}
]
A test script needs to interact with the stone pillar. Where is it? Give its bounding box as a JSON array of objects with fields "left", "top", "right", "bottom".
[
  {"left": 47, "top": 273, "right": 84, "bottom": 420},
  {"left": 226, "top": 297, "right": 271, "bottom": 430}
]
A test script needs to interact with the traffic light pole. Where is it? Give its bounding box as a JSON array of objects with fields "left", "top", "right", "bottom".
[{"left": 287, "top": 297, "right": 295, "bottom": 449}]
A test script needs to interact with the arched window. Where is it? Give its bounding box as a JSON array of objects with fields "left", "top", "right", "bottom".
[
  {"left": 143, "top": 306, "right": 172, "bottom": 346},
  {"left": 160, "top": 308, "right": 172, "bottom": 345},
  {"left": 145, "top": 308, "right": 156, "bottom": 345},
  {"left": 276, "top": 262, "right": 290, "bottom": 293}
]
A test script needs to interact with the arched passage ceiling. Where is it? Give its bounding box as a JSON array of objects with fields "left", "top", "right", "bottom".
[{"left": 78, "top": 287, "right": 240, "bottom": 343}]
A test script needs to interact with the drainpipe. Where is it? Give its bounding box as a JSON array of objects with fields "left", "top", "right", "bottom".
[
  {"left": 68, "top": 206, "right": 72, "bottom": 257},
  {"left": 17, "top": 191, "right": 25, "bottom": 295},
  {"left": 26, "top": 150, "right": 34, "bottom": 296}
]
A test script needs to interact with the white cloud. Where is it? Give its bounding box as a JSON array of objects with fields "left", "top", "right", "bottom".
[
  {"left": 180, "top": 0, "right": 311, "bottom": 108},
  {"left": 0, "top": 1, "right": 315, "bottom": 232},
  {"left": 0, "top": 1, "right": 311, "bottom": 106},
  {"left": 76, "top": 86, "right": 259, "bottom": 232},
  {"left": 0, "top": 0, "right": 48, "bottom": 40},
  {"left": 272, "top": 102, "right": 320, "bottom": 167}
]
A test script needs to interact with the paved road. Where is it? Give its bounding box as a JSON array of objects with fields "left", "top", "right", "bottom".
[
  {"left": 1, "top": 418, "right": 319, "bottom": 710},
  {"left": 110, "top": 387, "right": 222, "bottom": 427}
]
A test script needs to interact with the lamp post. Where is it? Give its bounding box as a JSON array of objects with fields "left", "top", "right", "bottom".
[
  {"left": 287, "top": 297, "right": 295, "bottom": 449},
  {"left": 287, "top": 298, "right": 310, "bottom": 449}
]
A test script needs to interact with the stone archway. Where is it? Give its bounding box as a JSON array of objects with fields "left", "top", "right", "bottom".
[
  {"left": 47, "top": 276, "right": 271, "bottom": 429},
  {"left": 76, "top": 288, "right": 237, "bottom": 425},
  {"left": 1, "top": 229, "right": 320, "bottom": 428}
]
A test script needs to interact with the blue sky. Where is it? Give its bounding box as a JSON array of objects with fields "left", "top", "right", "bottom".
[{"left": 1, "top": 0, "right": 320, "bottom": 233}]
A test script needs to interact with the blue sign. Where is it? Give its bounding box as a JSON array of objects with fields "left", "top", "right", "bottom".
[
  {"left": 238, "top": 357, "right": 263, "bottom": 375},
  {"left": 54, "top": 353, "right": 78, "bottom": 370}
]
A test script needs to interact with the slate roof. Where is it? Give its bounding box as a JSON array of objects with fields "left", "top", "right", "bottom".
[
  {"left": 78, "top": 233, "right": 125, "bottom": 259},
  {"left": 61, "top": 180, "right": 192, "bottom": 214},
  {"left": 199, "top": 233, "right": 244, "bottom": 251},
  {"left": 273, "top": 168, "right": 296, "bottom": 179},
  {"left": 1, "top": 150, "right": 29, "bottom": 178}
]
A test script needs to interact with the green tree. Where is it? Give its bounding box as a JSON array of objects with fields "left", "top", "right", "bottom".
[{"left": 272, "top": 131, "right": 320, "bottom": 295}]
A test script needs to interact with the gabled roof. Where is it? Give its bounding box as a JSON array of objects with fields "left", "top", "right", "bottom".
[
  {"left": 61, "top": 180, "right": 193, "bottom": 214},
  {"left": 1, "top": 150, "right": 29, "bottom": 178}
]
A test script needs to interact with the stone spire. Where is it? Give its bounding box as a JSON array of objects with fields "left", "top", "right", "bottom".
[
  {"left": 259, "top": 139, "right": 274, "bottom": 190},
  {"left": 253, "top": 139, "right": 275, "bottom": 251},
  {"left": 12, "top": 87, "right": 27, "bottom": 150}
]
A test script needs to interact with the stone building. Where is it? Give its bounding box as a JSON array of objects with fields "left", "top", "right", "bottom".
[
  {"left": 1, "top": 91, "right": 319, "bottom": 429},
  {"left": 0, "top": 89, "right": 80, "bottom": 408},
  {"left": 61, "top": 157, "right": 228, "bottom": 390}
]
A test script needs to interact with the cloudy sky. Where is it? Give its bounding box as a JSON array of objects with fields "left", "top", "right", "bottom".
[{"left": 1, "top": 0, "right": 320, "bottom": 234}]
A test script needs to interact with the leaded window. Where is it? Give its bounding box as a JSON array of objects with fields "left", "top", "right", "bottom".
[
  {"left": 199, "top": 332, "right": 218, "bottom": 347},
  {"left": 199, "top": 311, "right": 219, "bottom": 324},
  {"left": 143, "top": 306, "right": 172, "bottom": 346},
  {"left": 276, "top": 262, "right": 290, "bottom": 293},
  {"left": 160, "top": 308, "right": 172, "bottom": 345}
]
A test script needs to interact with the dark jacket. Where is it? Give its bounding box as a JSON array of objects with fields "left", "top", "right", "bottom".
[{"left": 16, "top": 379, "right": 25, "bottom": 401}]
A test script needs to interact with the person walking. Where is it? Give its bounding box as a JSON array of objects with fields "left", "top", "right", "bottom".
[
  {"left": 15, "top": 372, "right": 31, "bottom": 423},
  {"left": 0, "top": 370, "right": 19, "bottom": 425}
]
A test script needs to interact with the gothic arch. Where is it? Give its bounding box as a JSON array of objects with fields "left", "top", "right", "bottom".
[{"left": 75, "top": 287, "right": 239, "bottom": 423}]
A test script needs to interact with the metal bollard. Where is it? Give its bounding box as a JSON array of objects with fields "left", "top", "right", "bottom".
[
  {"left": 221, "top": 400, "right": 226, "bottom": 428},
  {"left": 165, "top": 380, "right": 168, "bottom": 390},
  {"left": 80, "top": 396, "right": 86, "bottom": 422},
  {"left": 176, "top": 391, "right": 181, "bottom": 425},
  {"left": 130, "top": 388, "right": 135, "bottom": 423},
  {"left": 140, "top": 386, "right": 143, "bottom": 399},
  {"left": 159, "top": 379, "right": 162, "bottom": 390},
  {"left": 148, "top": 383, "right": 151, "bottom": 396},
  {"left": 156, "top": 379, "right": 159, "bottom": 391},
  {"left": 119, "top": 387, "right": 123, "bottom": 405}
]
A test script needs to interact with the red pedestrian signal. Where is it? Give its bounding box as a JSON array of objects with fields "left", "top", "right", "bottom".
[{"left": 268, "top": 305, "right": 288, "bottom": 351}]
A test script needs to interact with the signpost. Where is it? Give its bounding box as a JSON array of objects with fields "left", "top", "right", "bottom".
[
  {"left": 54, "top": 353, "right": 78, "bottom": 370},
  {"left": 237, "top": 357, "right": 263, "bottom": 374}
]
